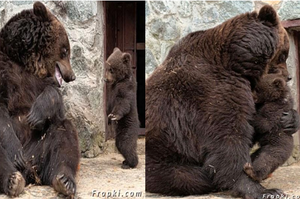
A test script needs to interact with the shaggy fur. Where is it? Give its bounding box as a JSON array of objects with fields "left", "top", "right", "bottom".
[
  {"left": 244, "top": 74, "right": 296, "bottom": 182},
  {"left": 105, "top": 48, "right": 139, "bottom": 169},
  {"left": 0, "top": 2, "right": 79, "bottom": 198},
  {"left": 146, "top": 5, "right": 292, "bottom": 199}
]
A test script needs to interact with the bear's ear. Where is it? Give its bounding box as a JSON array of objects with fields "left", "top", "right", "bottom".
[
  {"left": 33, "top": 2, "right": 50, "bottom": 21},
  {"left": 272, "top": 78, "right": 284, "bottom": 88},
  {"left": 122, "top": 53, "right": 131, "bottom": 64},
  {"left": 258, "top": 5, "right": 279, "bottom": 27},
  {"left": 113, "top": 47, "right": 121, "bottom": 53}
]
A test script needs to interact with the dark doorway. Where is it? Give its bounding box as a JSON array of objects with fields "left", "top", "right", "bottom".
[{"left": 104, "top": 2, "right": 145, "bottom": 135}]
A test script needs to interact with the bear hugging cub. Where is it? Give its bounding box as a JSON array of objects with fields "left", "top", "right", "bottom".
[
  {"left": 0, "top": 2, "right": 79, "bottom": 198},
  {"left": 146, "top": 4, "right": 299, "bottom": 199},
  {"left": 244, "top": 73, "right": 297, "bottom": 182}
]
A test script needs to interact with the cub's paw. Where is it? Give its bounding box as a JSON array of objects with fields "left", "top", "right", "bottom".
[
  {"left": 243, "top": 162, "right": 254, "bottom": 174},
  {"left": 121, "top": 161, "right": 131, "bottom": 169},
  {"left": 5, "top": 172, "right": 25, "bottom": 197},
  {"left": 52, "top": 174, "right": 76, "bottom": 198},
  {"left": 108, "top": 113, "right": 121, "bottom": 121}
]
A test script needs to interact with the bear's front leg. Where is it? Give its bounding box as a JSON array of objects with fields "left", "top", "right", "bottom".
[
  {"left": 0, "top": 145, "right": 25, "bottom": 197},
  {"left": 0, "top": 105, "right": 26, "bottom": 171},
  {"left": 27, "top": 85, "right": 64, "bottom": 130},
  {"left": 108, "top": 96, "right": 131, "bottom": 121}
]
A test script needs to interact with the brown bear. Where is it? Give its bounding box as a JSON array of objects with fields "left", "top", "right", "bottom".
[
  {"left": 0, "top": 2, "right": 79, "bottom": 198},
  {"left": 105, "top": 48, "right": 139, "bottom": 169},
  {"left": 244, "top": 73, "right": 295, "bottom": 182},
  {"left": 146, "top": 5, "right": 297, "bottom": 199}
]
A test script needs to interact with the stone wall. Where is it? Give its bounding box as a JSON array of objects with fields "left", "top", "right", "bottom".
[{"left": 0, "top": 1, "right": 106, "bottom": 158}]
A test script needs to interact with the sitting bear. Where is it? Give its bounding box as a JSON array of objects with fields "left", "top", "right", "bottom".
[
  {"left": 244, "top": 74, "right": 295, "bottom": 182},
  {"left": 105, "top": 48, "right": 139, "bottom": 169},
  {"left": 146, "top": 5, "right": 297, "bottom": 199},
  {"left": 0, "top": 2, "right": 79, "bottom": 198}
]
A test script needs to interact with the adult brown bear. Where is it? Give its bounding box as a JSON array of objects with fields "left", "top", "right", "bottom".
[
  {"left": 146, "top": 5, "right": 297, "bottom": 199},
  {"left": 0, "top": 2, "right": 79, "bottom": 198}
]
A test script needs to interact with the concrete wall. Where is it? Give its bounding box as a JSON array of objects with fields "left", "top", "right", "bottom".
[{"left": 0, "top": 1, "right": 106, "bottom": 158}]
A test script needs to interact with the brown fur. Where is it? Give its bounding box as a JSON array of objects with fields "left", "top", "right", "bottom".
[
  {"left": 105, "top": 48, "right": 139, "bottom": 169},
  {"left": 0, "top": 2, "right": 79, "bottom": 198},
  {"left": 245, "top": 74, "right": 295, "bottom": 182},
  {"left": 146, "top": 5, "right": 289, "bottom": 199}
]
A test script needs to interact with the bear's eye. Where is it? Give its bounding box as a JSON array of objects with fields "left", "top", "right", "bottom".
[
  {"left": 61, "top": 48, "right": 68, "bottom": 58},
  {"left": 278, "top": 52, "right": 288, "bottom": 63},
  {"left": 109, "top": 68, "right": 114, "bottom": 74}
]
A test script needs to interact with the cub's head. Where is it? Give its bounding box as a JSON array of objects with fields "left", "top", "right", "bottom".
[
  {"left": 0, "top": 2, "right": 75, "bottom": 86},
  {"left": 105, "top": 47, "right": 133, "bottom": 83},
  {"left": 254, "top": 74, "right": 289, "bottom": 103}
]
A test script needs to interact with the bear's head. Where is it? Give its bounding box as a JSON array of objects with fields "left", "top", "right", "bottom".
[
  {"left": 253, "top": 73, "right": 289, "bottom": 104},
  {"left": 225, "top": 5, "right": 289, "bottom": 87},
  {"left": 0, "top": 2, "right": 75, "bottom": 87},
  {"left": 105, "top": 48, "right": 133, "bottom": 83}
]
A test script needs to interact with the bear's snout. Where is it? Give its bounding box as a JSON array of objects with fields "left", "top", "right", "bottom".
[{"left": 56, "top": 60, "right": 76, "bottom": 83}]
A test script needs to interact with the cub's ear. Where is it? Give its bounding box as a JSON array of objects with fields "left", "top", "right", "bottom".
[
  {"left": 113, "top": 47, "right": 121, "bottom": 53},
  {"left": 33, "top": 2, "right": 50, "bottom": 21},
  {"left": 273, "top": 78, "right": 285, "bottom": 88},
  {"left": 258, "top": 5, "right": 279, "bottom": 27},
  {"left": 122, "top": 53, "right": 131, "bottom": 64}
]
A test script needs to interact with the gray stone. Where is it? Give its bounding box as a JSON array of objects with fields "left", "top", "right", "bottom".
[
  {"left": 146, "top": 1, "right": 150, "bottom": 17},
  {"left": 178, "top": 1, "right": 192, "bottom": 18},
  {"left": 162, "top": 17, "right": 181, "bottom": 41},
  {"left": 149, "top": 18, "right": 164, "bottom": 38},
  {"left": 278, "top": 1, "right": 300, "bottom": 21},
  {"left": 64, "top": 1, "right": 97, "bottom": 22},
  {"left": 11, "top": 1, "right": 32, "bottom": 6},
  {"left": 150, "top": 1, "right": 168, "bottom": 15},
  {"left": 145, "top": 49, "right": 159, "bottom": 76}
]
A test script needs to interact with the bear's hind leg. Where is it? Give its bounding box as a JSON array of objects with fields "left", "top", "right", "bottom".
[
  {"left": 116, "top": 127, "right": 138, "bottom": 169},
  {"left": 32, "top": 119, "right": 80, "bottom": 198},
  {"left": 0, "top": 145, "right": 25, "bottom": 197},
  {"left": 146, "top": 156, "right": 214, "bottom": 195}
]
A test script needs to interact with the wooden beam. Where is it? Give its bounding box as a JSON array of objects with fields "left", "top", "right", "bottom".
[{"left": 281, "top": 19, "right": 300, "bottom": 28}]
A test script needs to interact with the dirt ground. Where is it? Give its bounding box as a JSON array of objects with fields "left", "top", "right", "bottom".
[
  {"left": 0, "top": 138, "right": 300, "bottom": 199},
  {"left": 147, "top": 161, "right": 300, "bottom": 199}
]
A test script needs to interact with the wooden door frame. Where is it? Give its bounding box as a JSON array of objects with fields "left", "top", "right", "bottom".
[{"left": 103, "top": 2, "right": 145, "bottom": 139}]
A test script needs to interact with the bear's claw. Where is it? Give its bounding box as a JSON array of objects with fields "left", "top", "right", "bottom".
[
  {"left": 6, "top": 171, "right": 25, "bottom": 197},
  {"left": 53, "top": 174, "right": 76, "bottom": 198}
]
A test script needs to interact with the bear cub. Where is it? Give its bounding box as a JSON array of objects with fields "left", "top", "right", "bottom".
[
  {"left": 105, "top": 48, "right": 139, "bottom": 169},
  {"left": 244, "top": 73, "right": 295, "bottom": 182}
]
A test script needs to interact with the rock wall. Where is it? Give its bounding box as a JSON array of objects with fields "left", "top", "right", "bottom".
[{"left": 0, "top": 1, "right": 106, "bottom": 158}]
